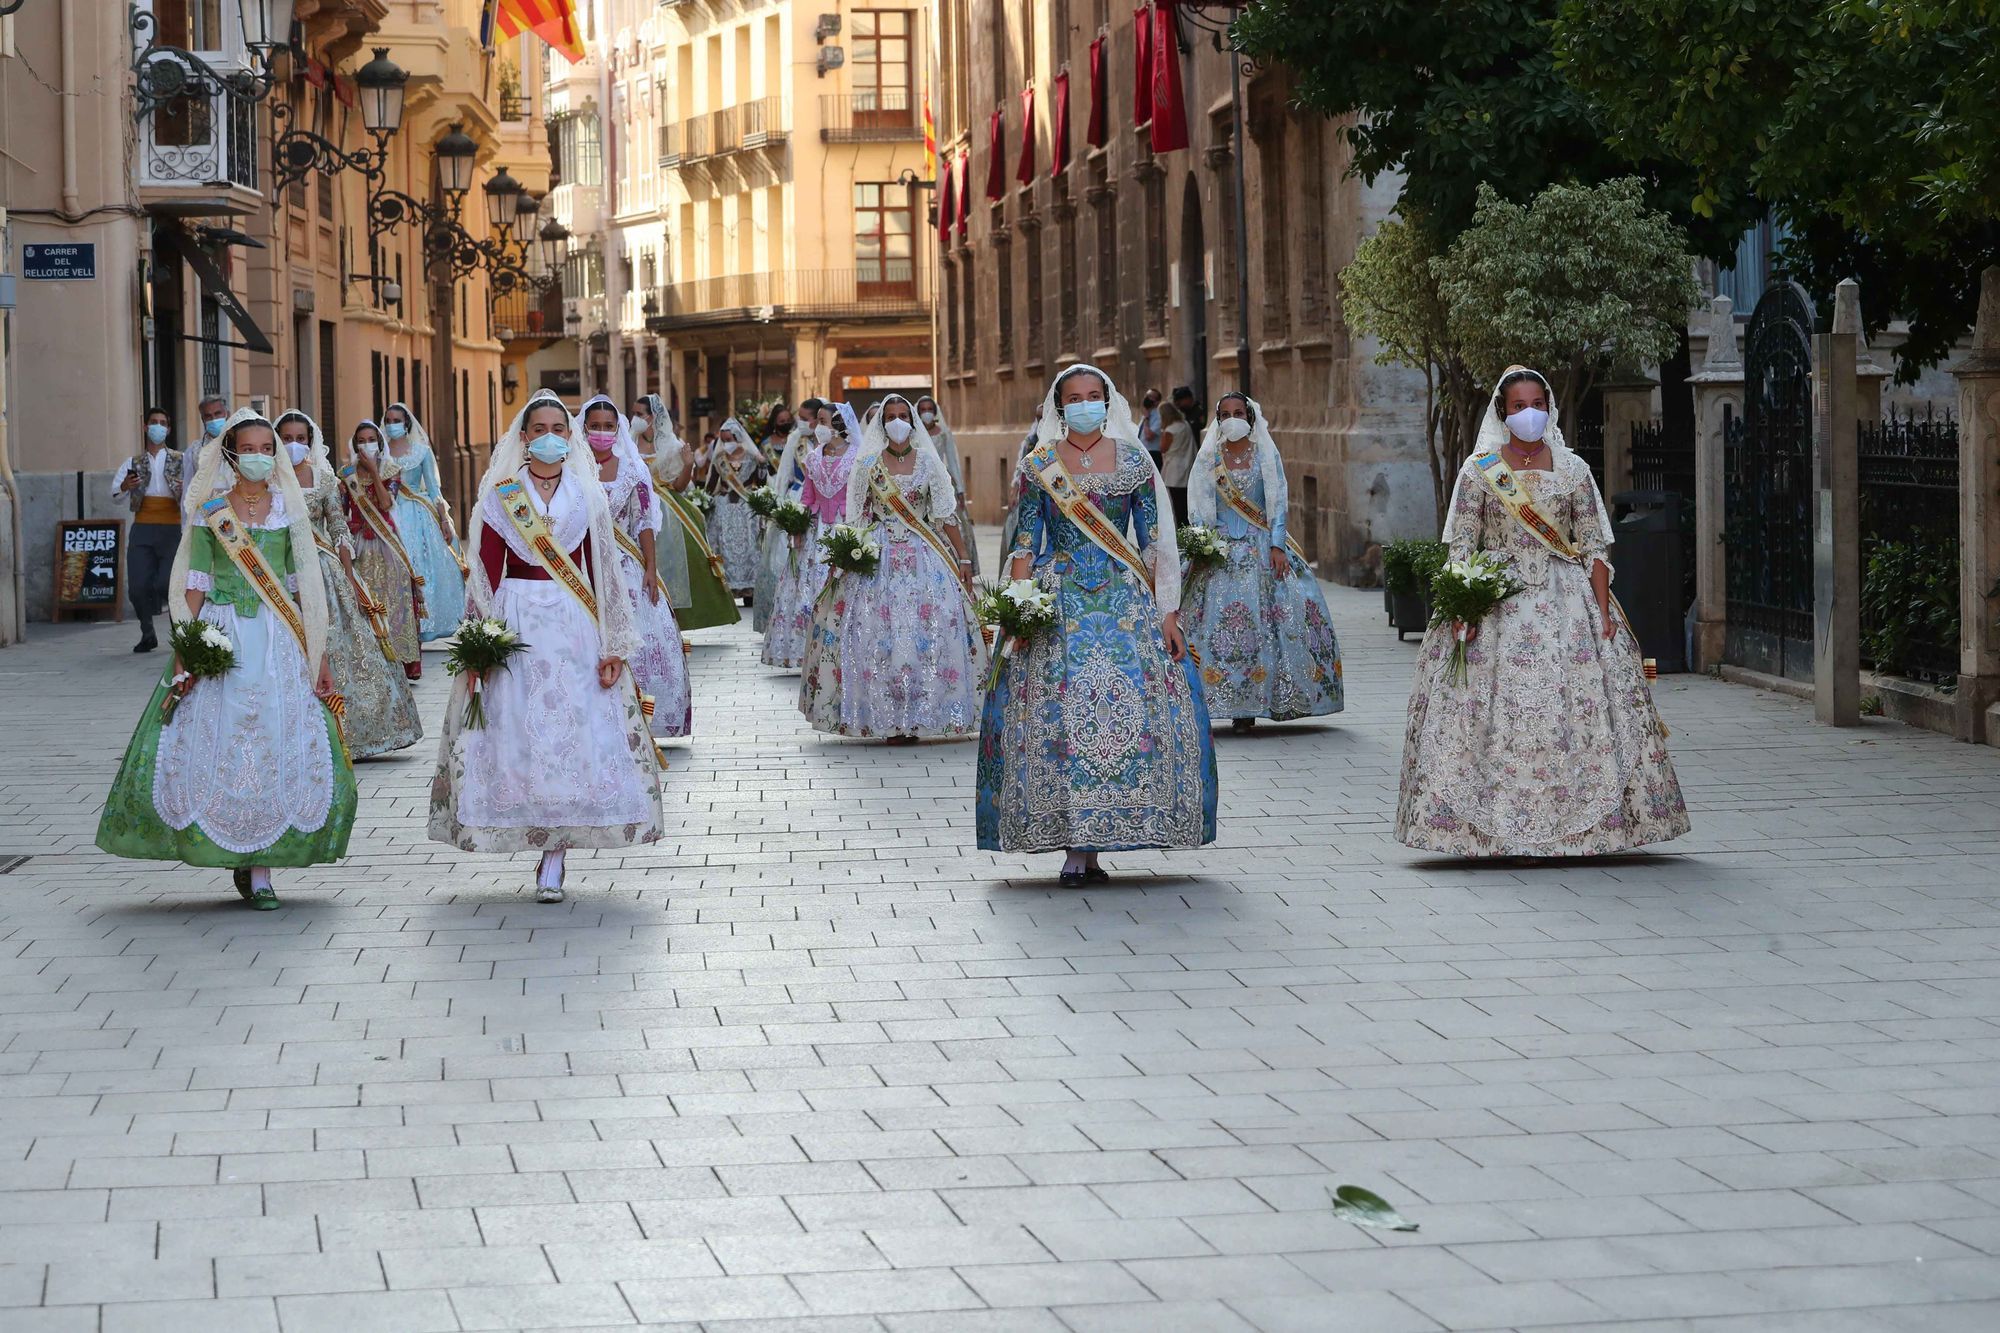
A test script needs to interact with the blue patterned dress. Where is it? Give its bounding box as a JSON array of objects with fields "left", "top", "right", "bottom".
[
  {"left": 387, "top": 441, "right": 467, "bottom": 641},
  {"left": 977, "top": 442, "right": 1218, "bottom": 853},
  {"left": 1182, "top": 459, "right": 1345, "bottom": 721}
]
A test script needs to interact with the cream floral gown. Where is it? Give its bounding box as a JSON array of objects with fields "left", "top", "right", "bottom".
[{"left": 1396, "top": 448, "right": 1690, "bottom": 856}]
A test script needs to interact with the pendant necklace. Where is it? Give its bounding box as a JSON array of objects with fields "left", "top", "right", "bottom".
[{"left": 1075, "top": 437, "right": 1106, "bottom": 470}]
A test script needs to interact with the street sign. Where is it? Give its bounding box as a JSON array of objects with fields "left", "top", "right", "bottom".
[
  {"left": 53, "top": 519, "right": 124, "bottom": 621},
  {"left": 22, "top": 244, "right": 96, "bottom": 280},
  {"left": 690, "top": 396, "right": 717, "bottom": 416}
]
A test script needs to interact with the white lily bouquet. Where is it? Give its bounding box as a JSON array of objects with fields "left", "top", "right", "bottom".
[
  {"left": 1427, "top": 552, "right": 1524, "bottom": 686},
  {"left": 819, "top": 523, "right": 882, "bottom": 577},
  {"left": 1177, "top": 523, "right": 1228, "bottom": 570},
  {"left": 444, "top": 616, "right": 529, "bottom": 730},
  {"left": 163, "top": 619, "right": 236, "bottom": 721},
  {"left": 976, "top": 578, "right": 1061, "bottom": 690},
  {"left": 684, "top": 486, "right": 716, "bottom": 515}
]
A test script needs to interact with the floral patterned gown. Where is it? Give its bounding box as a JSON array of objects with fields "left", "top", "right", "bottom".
[
  {"left": 306, "top": 469, "right": 422, "bottom": 757},
  {"left": 705, "top": 445, "right": 764, "bottom": 594},
  {"left": 387, "top": 440, "right": 467, "bottom": 641},
  {"left": 605, "top": 461, "right": 691, "bottom": 739},
  {"left": 1396, "top": 449, "right": 1691, "bottom": 856},
  {"left": 977, "top": 441, "right": 1218, "bottom": 853},
  {"left": 763, "top": 443, "right": 852, "bottom": 670},
  {"left": 799, "top": 455, "right": 985, "bottom": 738},
  {"left": 345, "top": 486, "right": 423, "bottom": 667},
  {"left": 1182, "top": 458, "right": 1344, "bottom": 721}
]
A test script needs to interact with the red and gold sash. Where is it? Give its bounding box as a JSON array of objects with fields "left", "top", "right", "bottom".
[
  {"left": 493, "top": 477, "right": 599, "bottom": 620},
  {"left": 1025, "top": 442, "right": 1150, "bottom": 585},
  {"left": 1470, "top": 452, "right": 1582, "bottom": 562},
  {"left": 1212, "top": 463, "right": 1310, "bottom": 563},
  {"left": 200, "top": 495, "right": 310, "bottom": 659},
  {"left": 340, "top": 465, "right": 425, "bottom": 589},
  {"left": 610, "top": 524, "right": 672, "bottom": 600}
]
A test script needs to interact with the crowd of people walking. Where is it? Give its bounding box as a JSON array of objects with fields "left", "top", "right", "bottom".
[{"left": 94, "top": 364, "right": 1688, "bottom": 906}]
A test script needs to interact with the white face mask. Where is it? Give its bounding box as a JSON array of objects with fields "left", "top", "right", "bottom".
[
  {"left": 285, "top": 440, "right": 311, "bottom": 465},
  {"left": 814, "top": 423, "right": 834, "bottom": 445},
  {"left": 1218, "top": 417, "right": 1253, "bottom": 443},
  {"left": 919, "top": 410, "right": 938, "bottom": 426},
  {"left": 1505, "top": 405, "right": 1551, "bottom": 443},
  {"left": 884, "top": 419, "right": 913, "bottom": 446}
]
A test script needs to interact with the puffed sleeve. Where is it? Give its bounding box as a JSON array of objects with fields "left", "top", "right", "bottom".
[
  {"left": 1439, "top": 458, "right": 1486, "bottom": 562},
  {"left": 1573, "top": 464, "right": 1617, "bottom": 579}
]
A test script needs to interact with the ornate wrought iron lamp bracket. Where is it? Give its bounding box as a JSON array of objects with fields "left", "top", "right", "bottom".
[{"left": 129, "top": 3, "right": 283, "bottom": 120}]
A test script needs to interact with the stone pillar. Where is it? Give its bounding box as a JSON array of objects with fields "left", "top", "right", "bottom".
[
  {"left": 1600, "top": 375, "right": 1657, "bottom": 500},
  {"left": 1687, "top": 297, "right": 1743, "bottom": 671},
  {"left": 1857, "top": 320, "right": 1891, "bottom": 425},
  {"left": 1813, "top": 279, "right": 1862, "bottom": 726},
  {"left": 1954, "top": 267, "right": 2000, "bottom": 743}
]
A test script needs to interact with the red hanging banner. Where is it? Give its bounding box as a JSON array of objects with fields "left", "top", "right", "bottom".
[
  {"left": 937, "top": 152, "right": 956, "bottom": 244},
  {"left": 1086, "top": 36, "right": 1108, "bottom": 147},
  {"left": 1134, "top": 4, "right": 1154, "bottom": 126},
  {"left": 955, "top": 152, "right": 971, "bottom": 233},
  {"left": 985, "top": 107, "right": 1007, "bottom": 201},
  {"left": 1016, "top": 86, "right": 1037, "bottom": 185},
  {"left": 1052, "top": 70, "right": 1071, "bottom": 177},
  {"left": 1150, "top": 2, "right": 1190, "bottom": 153}
]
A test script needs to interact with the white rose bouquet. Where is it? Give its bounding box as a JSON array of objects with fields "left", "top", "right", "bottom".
[
  {"left": 1428, "top": 552, "right": 1524, "bottom": 686},
  {"left": 1177, "top": 523, "right": 1228, "bottom": 570},
  {"left": 975, "top": 578, "right": 1061, "bottom": 689},
  {"left": 163, "top": 619, "right": 236, "bottom": 721},
  {"left": 819, "top": 523, "right": 882, "bottom": 577},
  {"left": 444, "top": 617, "right": 529, "bottom": 730}
]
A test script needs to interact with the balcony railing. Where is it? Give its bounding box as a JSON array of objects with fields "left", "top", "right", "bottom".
[
  {"left": 492, "top": 285, "right": 565, "bottom": 342},
  {"left": 499, "top": 92, "right": 530, "bottom": 122},
  {"left": 739, "top": 97, "right": 788, "bottom": 148},
  {"left": 140, "top": 86, "right": 259, "bottom": 192},
  {"left": 658, "top": 120, "right": 681, "bottom": 168},
  {"left": 820, "top": 89, "right": 919, "bottom": 143},
  {"left": 644, "top": 264, "right": 924, "bottom": 329},
  {"left": 663, "top": 98, "right": 788, "bottom": 171}
]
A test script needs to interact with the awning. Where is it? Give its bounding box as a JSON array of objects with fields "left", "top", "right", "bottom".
[{"left": 159, "top": 223, "right": 273, "bottom": 354}]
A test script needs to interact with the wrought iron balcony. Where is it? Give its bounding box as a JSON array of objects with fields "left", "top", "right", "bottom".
[
  {"left": 819, "top": 89, "right": 919, "bottom": 143},
  {"left": 738, "top": 97, "right": 788, "bottom": 148},
  {"left": 140, "top": 84, "right": 260, "bottom": 192},
  {"left": 492, "top": 285, "right": 565, "bottom": 342},
  {"left": 662, "top": 99, "right": 787, "bottom": 171}
]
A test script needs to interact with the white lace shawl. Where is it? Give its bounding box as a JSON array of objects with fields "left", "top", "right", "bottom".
[
  {"left": 1188, "top": 393, "right": 1288, "bottom": 547},
  {"left": 168, "top": 407, "right": 331, "bottom": 674},
  {"left": 467, "top": 389, "right": 638, "bottom": 661},
  {"left": 1026, "top": 363, "right": 1183, "bottom": 614},
  {"left": 1441, "top": 367, "right": 1613, "bottom": 569},
  {"left": 847, "top": 394, "right": 957, "bottom": 527}
]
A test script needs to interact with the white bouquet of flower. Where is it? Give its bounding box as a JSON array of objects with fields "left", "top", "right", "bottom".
[
  {"left": 976, "top": 577, "right": 1061, "bottom": 689},
  {"left": 1428, "top": 552, "right": 1524, "bottom": 686},
  {"left": 1177, "top": 523, "right": 1228, "bottom": 570},
  {"left": 163, "top": 619, "right": 236, "bottom": 721},
  {"left": 819, "top": 523, "right": 882, "bottom": 576},
  {"left": 444, "top": 616, "right": 528, "bottom": 729}
]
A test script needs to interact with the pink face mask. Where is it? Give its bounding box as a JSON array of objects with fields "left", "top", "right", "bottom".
[{"left": 585, "top": 429, "right": 618, "bottom": 453}]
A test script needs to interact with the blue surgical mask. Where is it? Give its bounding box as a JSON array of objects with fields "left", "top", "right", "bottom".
[
  {"left": 526, "top": 436, "right": 571, "bottom": 464},
  {"left": 1062, "top": 400, "right": 1108, "bottom": 435},
  {"left": 233, "top": 453, "right": 276, "bottom": 482},
  {"left": 386, "top": 421, "right": 409, "bottom": 441},
  {"left": 204, "top": 418, "right": 226, "bottom": 438},
  {"left": 1505, "top": 406, "right": 1551, "bottom": 444},
  {"left": 146, "top": 423, "right": 169, "bottom": 446}
]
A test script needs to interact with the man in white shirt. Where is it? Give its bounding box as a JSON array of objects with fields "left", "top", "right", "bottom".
[{"left": 110, "top": 406, "right": 188, "bottom": 652}]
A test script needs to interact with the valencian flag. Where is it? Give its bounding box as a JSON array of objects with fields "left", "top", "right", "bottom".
[
  {"left": 1150, "top": 2, "right": 1190, "bottom": 152},
  {"left": 936, "top": 151, "right": 955, "bottom": 244},
  {"left": 496, "top": 0, "right": 585, "bottom": 63},
  {"left": 922, "top": 84, "right": 938, "bottom": 182},
  {"left": 1086, "top": 36, "right": 1108, "bottom": 148}
]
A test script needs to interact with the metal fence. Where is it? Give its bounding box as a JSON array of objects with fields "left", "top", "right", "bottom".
[
  {"left": 1858, "top": 408, "right": 1961, "bottom": 686},
  {"left": 820, "top": 90, "right": 920, "bottom": 142},
  {"left": 646, "top": 265, "right": 926, "bottom": 330},
  {"left": 1569, "top": 419, "right": 1604, "bottom": 485},
  {"left": 1631, "top": 417, "right": 1698, "bottom": 611}
]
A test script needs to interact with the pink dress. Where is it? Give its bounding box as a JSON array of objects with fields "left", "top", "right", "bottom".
[{"left": 762, "top": 442, "right": 855, "bottom": 669}]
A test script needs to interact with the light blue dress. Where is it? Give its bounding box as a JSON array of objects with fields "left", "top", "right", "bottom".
[
  {"left": 388, "top": 439, "right": 467, "bottom": 641},
  {"left": 977, "top": 441, "right": 1217, "bottom": 853},
  {"left": 1182, "top": 459, "right": 1344, "bottom": 721}
]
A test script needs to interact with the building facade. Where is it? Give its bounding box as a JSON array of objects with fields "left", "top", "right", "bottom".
[
  {"left": 930, "top": 1, "right": 1428, "bottom": 579},
  {"left": 0, "top": 1, "right": 551, "bottom": 625}
]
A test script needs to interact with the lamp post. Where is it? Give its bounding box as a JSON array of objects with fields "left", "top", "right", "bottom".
[{"left": 272, "top": 46, "right": 407, "bottom": 193}]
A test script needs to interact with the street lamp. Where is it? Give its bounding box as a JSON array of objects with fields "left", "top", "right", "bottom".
[
  {"left": 539, "top": 217, "right": 571, "bottom": 274},
  {"left": 435, "top": 123, "right": 479, "bottom": 204},
  {"left": 355, "top": 46, "right": 408, "bottom": 137},
  {"left": 483, "top": 165, "right": 523, "bottom": 232},
  {"left": 512, "top": 192, "right": 541, "bottom": 246},
  {"left": 237, "top": 0, "right": 297, "bottom": 60}
]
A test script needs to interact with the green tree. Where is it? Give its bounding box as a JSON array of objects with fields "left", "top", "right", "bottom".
[{"left": 1554, "top": 0, "right": 2000, "bottom": 375}]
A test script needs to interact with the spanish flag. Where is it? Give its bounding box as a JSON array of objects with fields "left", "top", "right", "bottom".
[{"left": 496, "top": 0, "right": 585, "bottom": 64}]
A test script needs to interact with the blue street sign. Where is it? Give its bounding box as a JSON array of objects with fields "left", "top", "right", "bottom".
[{"left": 22, "top": 244, "right": 96, "bottom": 280}]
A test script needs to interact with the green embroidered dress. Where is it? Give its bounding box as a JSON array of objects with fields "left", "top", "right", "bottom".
[{"left": 96, "top": 514, "right": 357, "bottom": 867}]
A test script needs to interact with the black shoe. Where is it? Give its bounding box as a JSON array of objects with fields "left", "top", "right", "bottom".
[
  {"left": 135, "top": 630, "right": 158, "bottom": 653},
  {"left": 1231, "top": 718, "right": 1256, "bottom": 733},
  {"left": 1058, "top": 869, "right": 1087, "bottom": 888},
  {"left": 233, "top": 868, "right": 254, "bottom": 901},
  {"left": 1083, "top": 867, "right": 1110, "bottom": 884}
]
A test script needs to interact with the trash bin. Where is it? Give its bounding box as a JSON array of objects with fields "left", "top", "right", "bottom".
[{"left": 1609, "top": 490, "right": 1686, "bottom": 673}]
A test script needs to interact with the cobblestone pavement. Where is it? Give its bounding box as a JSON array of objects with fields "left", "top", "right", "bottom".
[{"left": 3, "top": 566, "right": 1999, "bottom": 1333}]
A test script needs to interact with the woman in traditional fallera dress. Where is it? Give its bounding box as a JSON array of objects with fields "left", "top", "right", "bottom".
[
  {"left": 800, "top": 394, "right": 984, "bottom": 741},
  {"left": 429, "top": 390, "right": 663, "bottom": 902},
  {"left": 703, "top": 416, "right": 765, "bottom": 598},
  {"left": 382, "top": 401, "right": 469, "bottom": 641},
  {"left": 279, "top": 410, "right": 422, "bottom": 758},
  {"left": 764, "top": 403, "right": 859, "bottom": 670},
  {"left": 96, "top": 411, "right": 357, "bottom": 909},
  {"left": 1183, "top": 393, "right": 1344, "bottom": 729},
  {"left": 343, "top": 421, "right": 427, "bottom": 680},
  {"left": 634, "top": 393, "right": 740, "bottom": 632},
  {"left": 755, "top": 400, "right": 822, "bottom": 634},
  {"left": 582, "top": 394, "right": 692, "bottom": 740},
  {"left": 1396, "top": 366, "right": 1690, "bottom": 856},
  {"left": 916, "top": 396, "right": 980, "bottom": 578},
  {"left": 976, "top": 366, "right": 1218, "bottom": 885}
]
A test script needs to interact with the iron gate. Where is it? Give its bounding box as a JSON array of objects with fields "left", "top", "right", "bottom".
[{"left": 1724, "top": 281, "right": 1817, "bottom": 680}]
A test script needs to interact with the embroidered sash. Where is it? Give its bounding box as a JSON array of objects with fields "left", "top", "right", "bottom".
[
  {"left": 340, "top": 466, "right": 425, "bottom": 589},
  {"left": 663, "top": 493, "right": 728, "bottom": 581},
  {"left": 200, "top": 496, "right": 309, "bottom": 658},
  {"left": 314, "top": 534, "right": 399, "bottom": 663},
  {"left": 414, "top": 490, "right": 472, "bottom": 576},
  {"left": 868, "top": 469, "right": 977, "bottom": 613},
  {"left": 711, "top": 450, "right": 758, "bottom": 501},
  {"left": 1469, "top": 452, "right": 1582, "bottom": 562},
  {"left": 493, "top": 477, "right": 598, "bottom": 620},
  {"left": 611, "top": 525, "right": 670, "bottom": 598},
  {"left": 1212, "top": 464, "right": 1310, "bottom": 563},
  {"left": 1024, "top": 442, "right": 1151, "bottom": 585}
]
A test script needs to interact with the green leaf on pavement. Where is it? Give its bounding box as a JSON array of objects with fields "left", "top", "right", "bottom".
[{"left": 1330, "top": 1185, "right": 1418, "bottom": 1232}]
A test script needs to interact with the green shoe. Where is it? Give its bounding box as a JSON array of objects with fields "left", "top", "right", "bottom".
[
  {"left": 249, "top": 887, "right": 280, "bottom": 911},
  {"left": 233, "top": 868, "right": 254, "bottom": 901}
]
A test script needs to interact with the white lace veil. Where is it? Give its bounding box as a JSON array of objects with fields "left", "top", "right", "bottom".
[
  {"left": 346, "top": 419, "right": 386, "bottom": 471},
  {"left": 468, "top": 389, "right": 638, "bottom": 661},
  {"left": 1029, "top": 364, "right": 1182, "bottom": 614},
  {"left": 832, "top": 400, "right": 864, "bottom": 448},
  {"left": 1187, "top": 392, "right": 1287, "bottom": 543},
  {"left": 632, "top": 392, "right": 692, "bottom": 603},
  {"left": 581, "top": 394, "right": 664, "bottom": 535},
  {"left": 916, "top": 396, "right": 965, "bottom": 493},
  {"left": 274, "top": 408, "right": 333, "bottom": 478},
  {"left": 637, "top": 393, "right": 688, "bottom": 482},
  {"left": 385, "top": 400, "right": 431, "bottom": 462},
  {"left": 1442, "top": 365, "right": 1610, "bottom": 549},
  {"left": 168, "top": 407, "right": 331, "bottom": 675},
  {"left": 847, "top": 393, "right": 956, "bottom": 527}
]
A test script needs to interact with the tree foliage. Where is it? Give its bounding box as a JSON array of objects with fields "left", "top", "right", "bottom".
[{"left": 1554, "top": 0, "right": 2000, "bottom": 375}]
